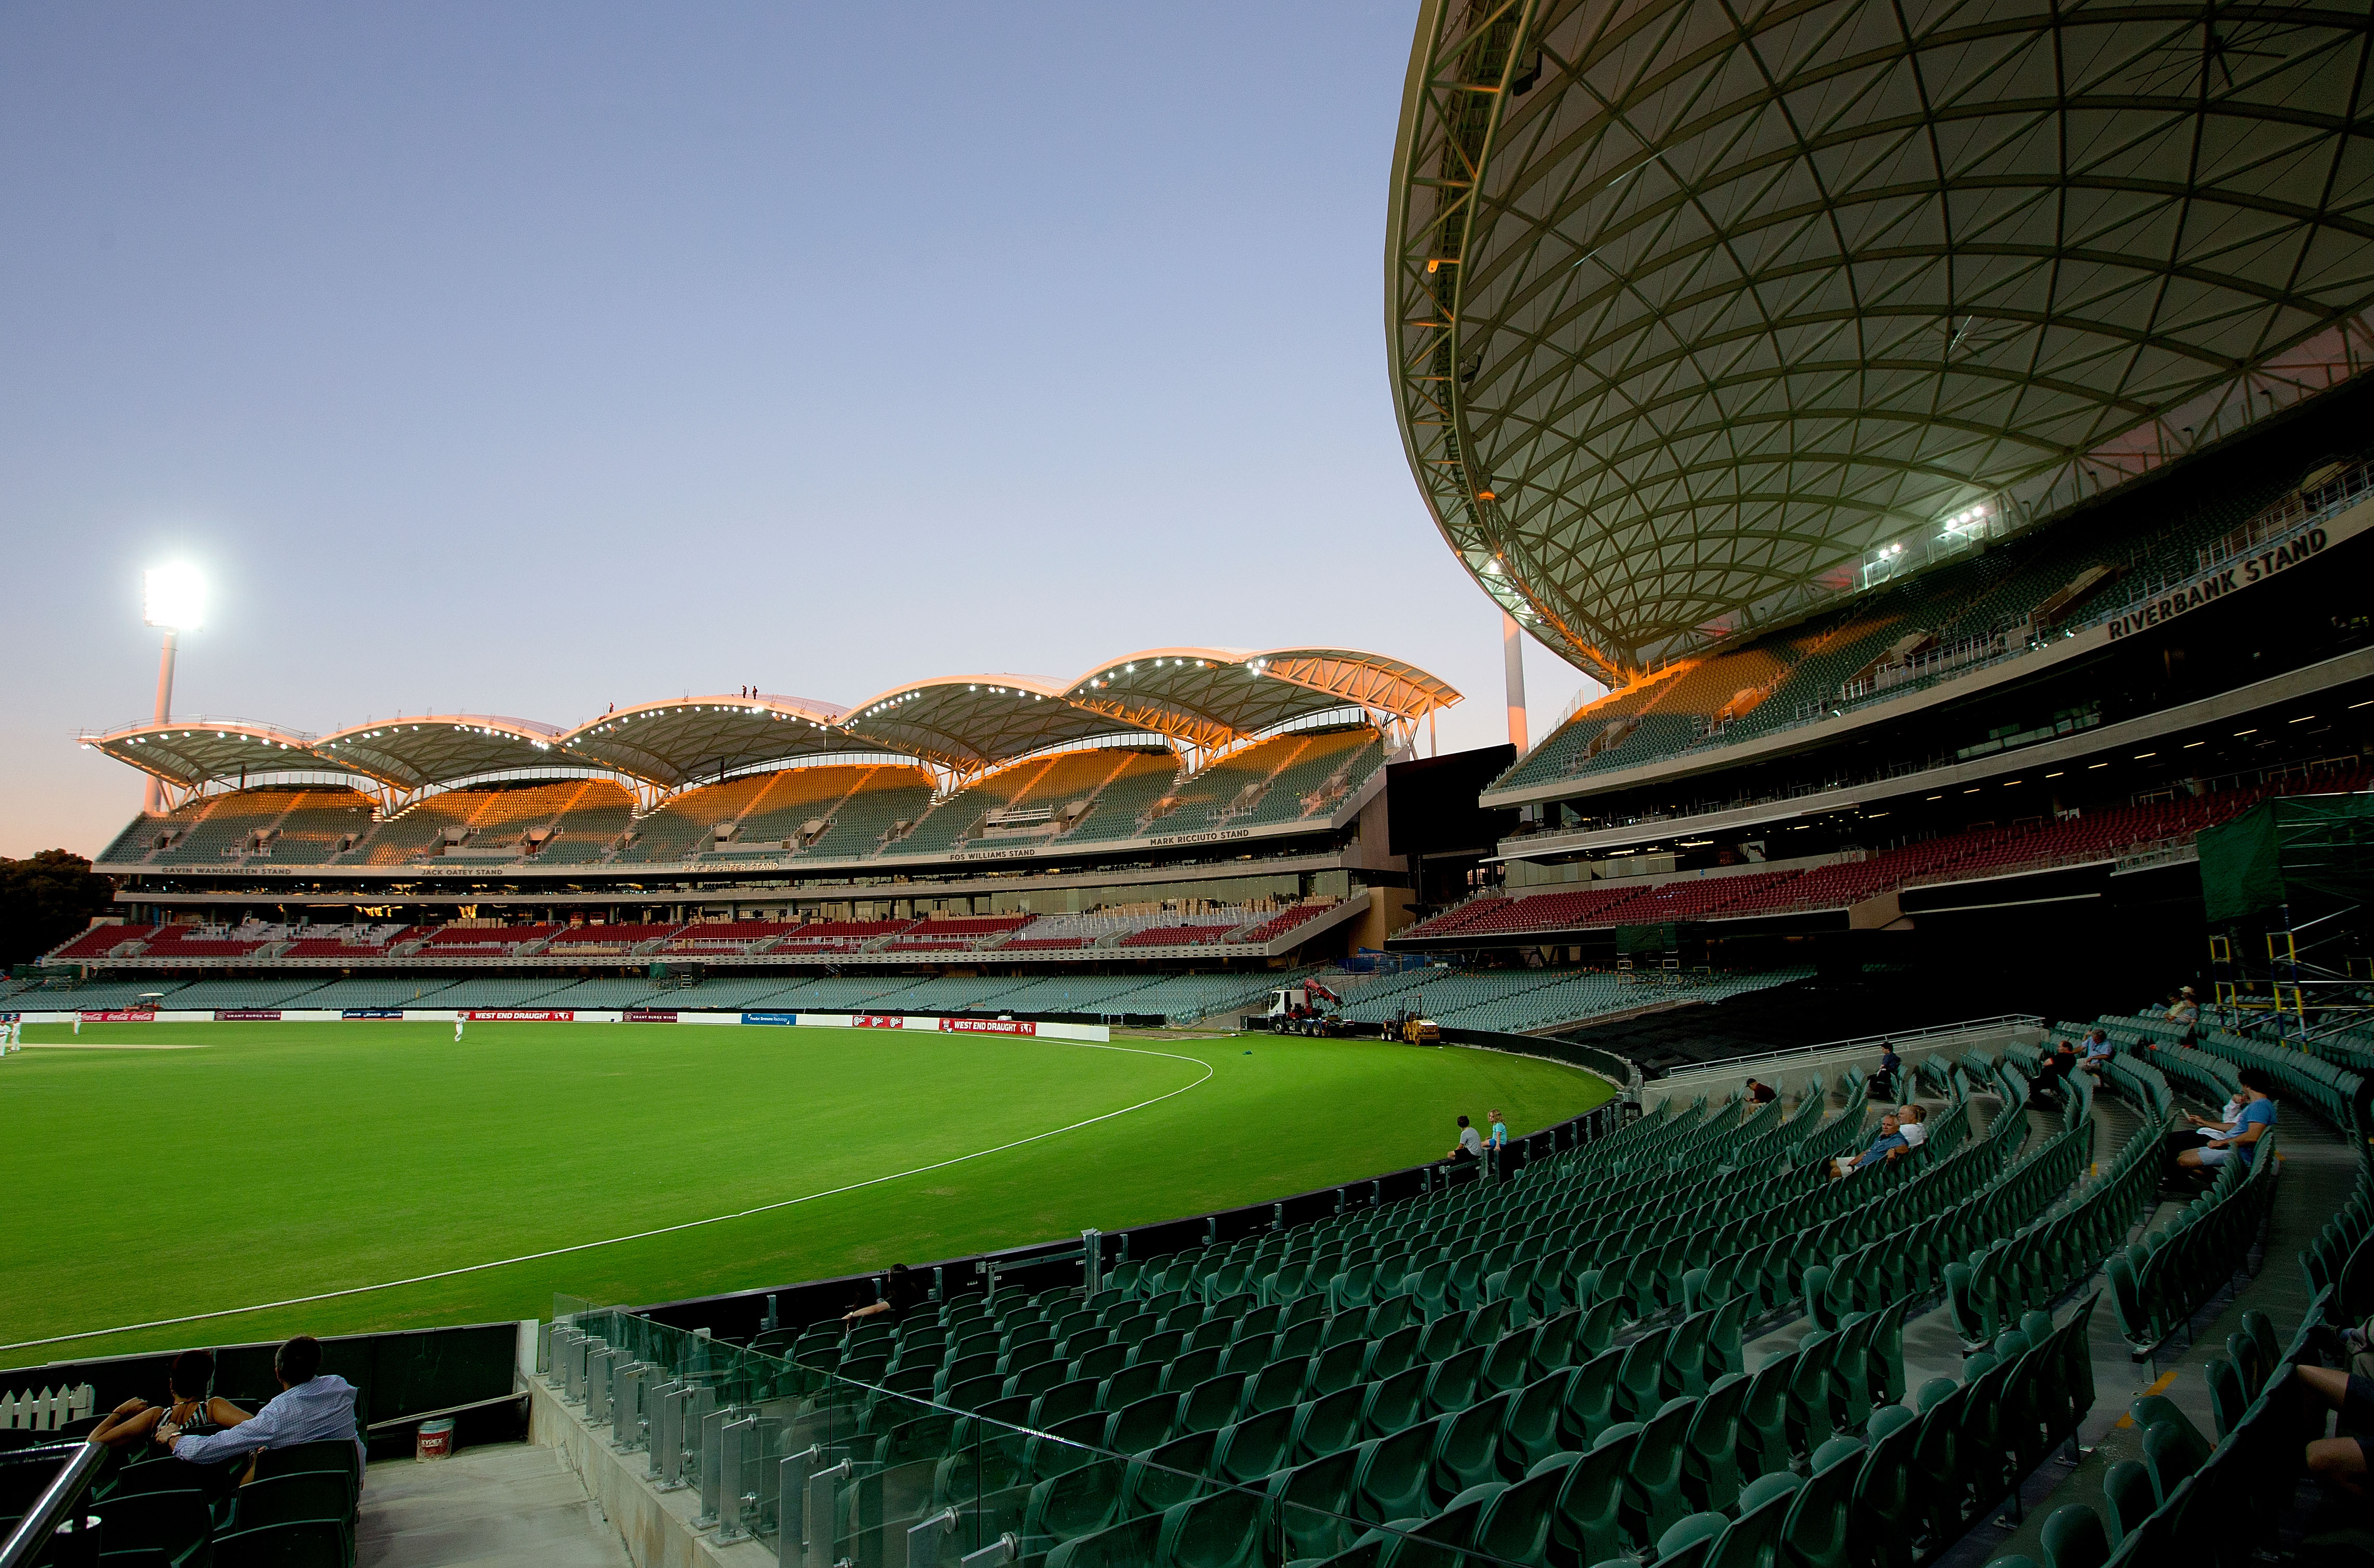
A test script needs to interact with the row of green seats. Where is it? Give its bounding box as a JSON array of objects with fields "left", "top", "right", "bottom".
[
  {"left": 2103, "top": 1128, "right": 2282, "bottom": 1356},
  {"left": 1944, "top": 1109, "right": 2162, "bottom": 1345}
]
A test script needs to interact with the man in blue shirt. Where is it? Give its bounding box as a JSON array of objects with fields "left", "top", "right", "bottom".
[
  {"left": 2079, "top": 1028, "right": 2115, "bottom": 1079},
  {"left": 159, "top": 1335, "right": 363, "bottom": 1475},
  {"left": 1833, "top": 1111, "right": 1908, "bottom": 1177},
  {"left": 2177, "top": 1070, "right": 2276, "bottom": 1174}
]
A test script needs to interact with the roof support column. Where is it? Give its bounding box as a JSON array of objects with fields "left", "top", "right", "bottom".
[{"left": 1502, "top": 612, "right": 1529, "bottom": 753}]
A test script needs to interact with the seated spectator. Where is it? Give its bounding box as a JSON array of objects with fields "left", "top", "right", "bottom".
[
  {"left": 2294, "top": 1362, "right": 2372, "bottom": 1502},
  {"left": 2163, "top": 1086, "right": 2247, "bottom": 1180},
  {"left": 2175, "top": 1069, "right": 2276, "bottom": 1177},
  {"left": 159, "top": 1335, "right": 361, "bottom": 1473},
  {"left": 1447, "top": 1115, "right": 1483, "bottom": 1164},
  {"left": 89, "top": 1349, "right": 247, "bottom": 1450},
  {"left": 2079, "top": 1028, "right": 2115, "bottom": 1078},
  {"left": 1832, "top": 1112, "right": 1907, "bottom": 1178},
  {"left": 844, "top": 1263, "right": 925, "bottom": 1324},
  {"left": 2167, "top": 985, "right": 2201, "bottom": 1043},
  {"left": 1745, "top": 1078, "right": 1776, "bottom": 1105},
  {"left": 1869, "top": 1042, "right": 1902, "bottom": 1100},
  {"left": 2030, "top": 1041, "right": 2072, "bottom": 1096},
  {"left": 1896, "top": 1103, "right": 1927, "bottom": 1148}
]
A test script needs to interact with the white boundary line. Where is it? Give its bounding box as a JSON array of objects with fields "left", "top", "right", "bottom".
[{"left": 1, "top": 1037, "right": 1214, "bottom": 1355}]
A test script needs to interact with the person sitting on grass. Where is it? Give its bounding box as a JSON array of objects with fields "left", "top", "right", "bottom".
[
  {"left": 843, "top": 1263, "right": 926, "bottom": 1325},
  {"left": 89, "top": 1349, "right": 247, "bottom": 1450},
  {"left": 158, "top": 1335, "right": 361, "bottom": 1473}
]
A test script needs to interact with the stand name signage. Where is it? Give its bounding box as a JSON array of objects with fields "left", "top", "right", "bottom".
[{"left": 2107, "top": 526, "right": 2330, "bottom": 639}]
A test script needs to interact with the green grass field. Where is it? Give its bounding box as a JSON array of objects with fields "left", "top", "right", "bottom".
[{"left": 0, "top": 1020, "right": 1610, "bottom": 1368}]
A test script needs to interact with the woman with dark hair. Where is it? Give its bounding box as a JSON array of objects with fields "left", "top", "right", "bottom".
[{"left": 87, "top": 1349, "right": 248, "bottom": 1449}]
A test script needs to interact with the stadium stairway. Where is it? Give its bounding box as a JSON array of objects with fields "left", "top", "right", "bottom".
[
  {"left": 1953, "top": 1050, "right": 2363, "bottom": 1568},
  {"left": 354, "top": 1438, "right": 630, "bottom": 1567}
]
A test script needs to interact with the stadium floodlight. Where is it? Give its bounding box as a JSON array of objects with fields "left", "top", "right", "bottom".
[
  {"left": 143, "top": 563, "right": 205, "bottom": 631},
  {"left": 137, "top": 563, "right": 205, "bottom": 815}
]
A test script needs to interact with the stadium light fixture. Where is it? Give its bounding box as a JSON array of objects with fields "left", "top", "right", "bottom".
[{"left": 137, "top": 563, "right": 206, "bottom": 814}]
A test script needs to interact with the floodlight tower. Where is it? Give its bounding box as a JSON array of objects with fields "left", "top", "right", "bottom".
[{"left": 141, "top": 564, "right": 204, "bottom": 814}]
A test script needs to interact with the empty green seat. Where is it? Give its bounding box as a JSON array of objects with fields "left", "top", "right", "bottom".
[
  {"left": 1352, "top": 1420, "right": 1440, "bottom": 1524},
  {"left": 1045, "top": 1512, "right": 1163, "bottom": 1568},
  {"left": 205, "top": 1520, "right": 350, "bottom": 1568},
  {"left": 1211, "top": 1405, "right": 1293, "bottom": 1486},
  {"left": 1430, "top": 1393, "right": 1510, "bottom": 1505},
  {"left": 1682, "top": 1373, "right": 1748, "bottom": 1513},
  {"left": 1267, "top": 1446, "right": 1361, "bottom": 1561},
  {"left": 1129, "top": 1430, "right": 1217, "bottom": 1515},
  {"left": 1502, "top": 1369, "right": 1576, "bottom": 1476},
  {"left": 1293, "top": 1386, "right": 1369, "bottom": 1462},
  {"left": 2037, "top": 1502, "right": 2112, "bottom": 1568},
  {"left": 1625, "top": 1396, "right": 1696, "bottom": 1544},
  {"left": 1471, "top": 1465, "right": 1561, "bottom": 1566},
  {"left": 1024, "top": 1462, "right": 1122, "bottom": 1545},
  {"left": 1548, "top": 1421, "right": 1639, "bottom": 1566},
  {"left": 231, "top": 1470, "right": 356, "bottom": 1532},
  {"left": 1157, "top": 1485, "right": 1262, "bottom": 1568},
  {"left": 1177, "top": 1373, "right": 1251, "bottom": 1434}
]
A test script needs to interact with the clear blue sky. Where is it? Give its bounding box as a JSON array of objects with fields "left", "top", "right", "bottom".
[{"left": 0, "top": 3, "right": 1597, "bottom": 858}]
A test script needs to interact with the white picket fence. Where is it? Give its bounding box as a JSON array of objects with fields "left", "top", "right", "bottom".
[{"left": 0, "top": 1384, "right": 95, "bottom": 1431}]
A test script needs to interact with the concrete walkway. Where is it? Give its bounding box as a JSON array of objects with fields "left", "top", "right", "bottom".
[{"left": 358, "top": 1439, "right": 633, "bottom": 1568}]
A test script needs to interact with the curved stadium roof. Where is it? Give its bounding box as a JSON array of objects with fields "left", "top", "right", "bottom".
[
  {"left": 81, "top": 647, "right": 1457, "bottom": 795},
  {"left": 1388, "top": 0, "right": 2374, "bottom": 681}
]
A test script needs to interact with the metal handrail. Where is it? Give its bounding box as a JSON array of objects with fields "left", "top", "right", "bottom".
[
  {"left": 0, "top": 1441, "right": 106, "bottom": 1568},
  {"left": 1659, "top": 1013, "right": 2044, "bottom": 1081}
]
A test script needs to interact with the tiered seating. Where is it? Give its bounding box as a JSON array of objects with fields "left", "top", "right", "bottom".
[
  {"left": 541, "top": 923, "right": 683, "bottom": 956},
  {"left": 1228, "top": 902, "right": 1333, "bottom": 944},
  {"left": 413, "top": 925, "right": 559, "bottom": 956},
  {"left": 890, "top": 915, "right": 1036, "bottom": 952},
  {"left": 1493, "top": 453, "right": 2365, "bottom": 790},
  {"left": 1495, "top": 669, "right": 1686, "bottom": 792},
  {"left": 1224, "top": 727, "right": 1386, "bottom": 827},
  {"left": 282, "top": 977, "right": 459, "bottom": 1009},
  {"left": 1590, "top": 868, "right": 1804, "bottom": 924},
  {"left": 148, "top": 977, "right": 331, "bottom": 1010},
  {"left": 610, "top": 775, "right": 780, "bottom": 863},
  {"left": 1404, "top": 885, "right": 1642, "bottom": 939},
  {"left": 280, "top": 925, "right": 414, "bottom": 959},
  {"left": 525, "top": 779, "right": 638, "bottom": 864},
  {"left": 1144, "top": 729, "right": 1379, "bottom": 837},
  {"left": 94, "top": 814, "right": 167, "bottom": 865},
  {"left": 138, "top": 925, "right": 274, "bottom": 959},
  {"left": 352, "top": 790, "right": 499, "bottom": 866},
  {"left": 771, "top": 919, "right": 914, "bottom": 954},
  {"left": 149, "top": 790, "right": 310, "bottom": 866},
  {"left": 1053, "top": 750, "right": 1183, "bottom": 843},
  {"left": 253, "top": 789, "right": 376, "bottom": 863},
  {"left": 1118, "top": 920, "right": 1245, "bottom": 949},
  {"left": 695, "top": 766, "right": 881, "bottom": 858},
  {"left": 665, "top": 921, "right": 799, "bottom": 953},
  {"left": 432, "top": 978, "right": 574, "bottom": 1007},
  {"left": 45, "top": 926, "right": 147, "bottom": 962},
  {"left": 89, "top": 1434, "right": 361, "bottom": 1566},
  {"left": 804, "top": 767, "right": 938, "bottom": 857},
  {"left": 561, "top": 1042, "right": 2161, "bottom": 1568}
]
